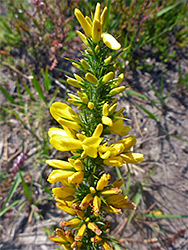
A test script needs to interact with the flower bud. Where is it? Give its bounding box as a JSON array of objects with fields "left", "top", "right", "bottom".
[
  {"left": 92, "top": 19, "right": 102, "bottom": 43},
  {"left": 109, "top": 86, "right": 126, "bottom": 96},
  {"left": 81, "top": 59, "right": 90, "bottom": 70},
  {"left": 85, "top": 72, "right": 98, "bottom": 84},
  {"left": 74, "top": 8, "right": 92, "bottom": 37}
]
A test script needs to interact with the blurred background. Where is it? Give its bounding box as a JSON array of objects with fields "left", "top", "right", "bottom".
[{"left": 0, "top": 1, "right": 188, "bottom": 249}]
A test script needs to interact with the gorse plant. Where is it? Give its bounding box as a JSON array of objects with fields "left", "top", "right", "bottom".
[{"left": 46, "top": 3, "right": 144, "bottom": 250}]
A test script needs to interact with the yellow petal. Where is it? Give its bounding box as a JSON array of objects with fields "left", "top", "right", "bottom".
[
  {"left": 93, "top": 196, "right": 101, "bottom": 216},
  {"left": 75, "top": 224, "right": 87, "bottom": 241},
  {"left": 88, "top": 222, "right": 102, "bottom": 235},
  {"left": 71, "top": 241, "right": 82, "bottom": 249},
  {"left": 92, "top": 19, "right": 102, "bottom": 43},
  {"left": 52, "top": 186, "right": 75, "bottom": 200},
  {"left": 102, "top": 33, "right": 121, "bottom": 50},
  {"left": 47, "top": 170, "right": 74, "bottom": 183},
  {"left": 103, "top": 156, "right": 124, "bottom": 167},
  {"left": 81, "top": 59, "right": 90, "bottom": 70},
  {"left": 48, "top": 127, "right": 68, "bottom": 138},
  {"left": 88, "top": 101, "right": 94, "bottom": 110},
  {"left": 109, "top": 120, "right": 131, "bottom": 136},
  {"left": 101, "top": 241, "right": 113, "bottom": 250},
  {"left": 92, "top": 123, "right": 103, "bottom": 137},
  {"left": 103, "top": 205, "right": 121, "bottom": 214},
  {"left": 74, "top": 159, "right": 83, "bottom": 171},
  {"left": 74, "top": 9, "right": 92, "bottom": 37},
  {"left": 50, "top": 102, "right": 81, "bottom": 130},
  {"left": 94, "top": 2, "right": 101, "bottom": 21},
  {"left": 113, "top": 73, "right": 124, "bottom": 87},
  {"left": 120, "top": 136, "right": 137, "bottom": 151},
  {"left": 102, "top": 103, "right": 109, "bottom": 116},
  {"left": 76, "top": 30, "right": 89, "bottom": 46},
  {"left": 80, "top": 193, "right": 93, "bottom": 210},
  {"left": 56, "top": 202, "right": 75, "bottom": 215},
  {"left": 46, "top": 159, "right": 73, "bottom": 169},
  {"left": 121, "top": 152, "right": 144, "bottom": 163},
  {"left": 68, "top": 171, "right": 84, "bottom": 185},
  {"left": 102, "top": 116, "right": 113, "bottom": 127},
  {"left": 96, "top": 173, "right": 111, "bottom": 191},
  {"left": 61, "top": 218, "right": 81, "bottom": 227},
  {"left": 50, "top": 134, "right": 82, "bottom": 151},
  {"left": 104, "top": 55, "right": 112, "bottom": 64},
  {"left": 101, "top": 7, "right": 108, "bottom": 26},
  {"left": 83, "top": 137, "right": 103, "bottom": 158}
]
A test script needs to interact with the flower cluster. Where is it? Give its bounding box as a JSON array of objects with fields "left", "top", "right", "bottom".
[{"left": 47, "top": 3, "right": 144, "bottom": 250}]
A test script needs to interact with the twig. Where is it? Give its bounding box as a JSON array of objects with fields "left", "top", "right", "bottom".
[
  {"left": 112, "top": 217, "right": 128, "bottom": 236},
  {"left": 2, "top": 62, "right": 33, "bottom": 80}
]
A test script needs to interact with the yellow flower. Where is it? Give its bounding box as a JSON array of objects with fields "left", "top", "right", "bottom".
[
  {"left": 121, "top": 152, "right": 144, "bottom": 163},
  {"left": 49, "top": 228, "right": 73, "bottom": 250},
  {"left": 61, "top": 218, "right": 81, "bottom": 227},
  {"left": 48, "top": 124, "right": 103, "bottom": 158},
  {"left": 47, "top": 158, "right": 84, "bottom": 186},
  {"left": 87, "top": 222, "right": 102, "bottom": 235},
  {"left": 109, "top": 118, "right": 131, "bottom": 136},
  {"left": 93, "top": 195, "right": 101, "bottom": 216},
  {"left": 96, "top": 173, "right": 111, "bottom": 191},
  {"left": 47, "top": 170, "right": 75, "bottom": 184},
  {"left": 56, "top": 200, "right": 75, "bottom": 215},
  {"left": 98, "top": 136, "right": 144, "bottom": 166},
  {"left": 80, "top": 193, "right": 94, "bottom": 210},
  {"left": 52, "top": 186, "right": 75, "bottom": 201},
  {"left": 50, "top": 102, "right": 81, "bottom": 131},
  {"left": 74, "top": 4, "right": 121, "bottom": 50},
  {"left": 105, "top": 194, "right": 136, "bottom": 210},
  {"left": 101, "top": 241, "right": 113, "bottom": 250},
  {"left": 49, "top": 132, "right": 82, "bottom": 151},
  {"left": 79, "top": 174, "right": 134, "bottom": 216}
]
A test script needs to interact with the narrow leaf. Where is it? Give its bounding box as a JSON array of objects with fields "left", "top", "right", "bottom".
[
  {"left": 0, "top": 199, "right": 21, "bottom": 217},
  {"left": 137, "top": 104, "right": 160, "bottom": 122},
  {"left": 31, "top": 70, "right": 46, "bottom": 102},
  {"left": 0, "top": 84, "right": 16, "bottom": 104},
  {"left": 4, "top": 172, "right": 21, "bottom": 207}
]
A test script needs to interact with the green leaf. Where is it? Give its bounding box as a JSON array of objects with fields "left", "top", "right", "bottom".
[
  {"left": 126, "top": 88, "right": 149, "bottom": 100},
  {"left": 137, "top": 104, "right": 160, "bottom": 122},
  {"left": 31, "top": 70, "right": 46, "bottom": 102},
  {"left": 4, "top": 172, "right": 21, "bottom": 207},
  {"left": 20, "top": 79, "right": 36, "bottom": 101},
  {"left": 142, "top": 213, "right": 188, "bottom": 219},
  {"left": 19, "top": 170, "right": 33, "bottom": 202},
  {"left": 127, "top": 187, "right": 142, "bottom": 225},
  {"left": 0, "top": 199, "right": 21, "bottom": 217},
  {"left": 42, "top": 68, "right": 51, "bottom": 91},
  {"left": 156, "top": 2, "right": 181, "bottom": 17},
  {"left": 0, "top": 84, "right": 17, "bottom": 104}
]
